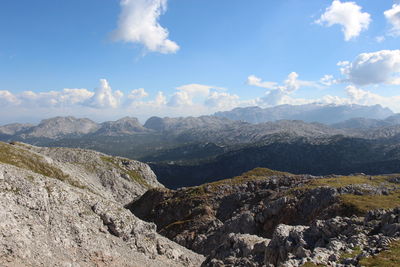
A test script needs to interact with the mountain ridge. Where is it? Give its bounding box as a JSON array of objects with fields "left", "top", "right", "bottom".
[{"left": 214, "top": 103, "right": 394, "bottom": 124}]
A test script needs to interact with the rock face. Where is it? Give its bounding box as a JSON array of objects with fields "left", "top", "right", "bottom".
[
  {"left": 128, "top": 168, "right": 400, "bottom": 266},
  {"left": 0, "top": 142, "right": 204, "bottom": 266},
  {"left": 94, "top": 117, "right": 151, "bottom": 136},
  {"left": 20, "top": 116, "right": 100, "bottom": 139},
  {"left": 264, "top": 210, "right": 400, "bottom": 267}
]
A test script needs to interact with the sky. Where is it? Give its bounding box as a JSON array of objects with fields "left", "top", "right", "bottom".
[{"left": 0, "top": 0, "right": 400, "bottom": 124}]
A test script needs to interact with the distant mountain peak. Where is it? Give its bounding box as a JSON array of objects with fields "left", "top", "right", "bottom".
[{"left": 214, "top": 104, "right": 394, "bottom": 124}]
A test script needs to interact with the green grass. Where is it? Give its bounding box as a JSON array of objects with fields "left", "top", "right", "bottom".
[
  {"left": 300, "top": 262, "right": 326, "bottom": 267},
  {"left": 359, "top": 240, "right": 400, "bottom": 267},
  {"left": 340, "top": 246, "right": 362, "bottom": 260},
  {"left": 205, "top": 168, "right": 293, "bottom": 189},
  {"left": 340, "top": 191, "right": 400, "bottom": 215},
  {"left": 101, "top": 156, "right": 150, "bottom": 188},
  {"left": 0, "top": 142, "right": 86, "bottom": 190},
  {"left": 242, "top": 167, "right": 291, "bottom": 177},
  {"left": 303, "top": 175, "right": 395, "bottom": 189},
  {"left": 286, "top": 174, "right": 400, "bottom": 214}
]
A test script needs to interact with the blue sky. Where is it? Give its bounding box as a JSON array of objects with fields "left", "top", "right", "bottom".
[{"left": 0, "top": 0, "right": 400, "bottom": 123}]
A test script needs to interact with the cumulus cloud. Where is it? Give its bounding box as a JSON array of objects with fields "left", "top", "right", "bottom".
[
  {"left": 384, "top": 4, "right": 400, "bottom": 36},
  {"left": 86, "top": 79, "right": 124, "bottom": 108},
  {"left": 0, "top": 90, "right": 20, "bottom": 105},
  {"left": 248, "top": 72, "right": 320, "bottom": 106},
  {"left": 316, "top": 0, "right": 371, "bottom": 41},
  {"left": 113, "top": 0, "right": 179, "bottom": 54},
  {"left": 320, "top": 74, "right": 336, "bottom": 86},
  {"left": 339, "top": 50, "right": 400, "bottom": 86},
  {"left": 167, "top": 91, "right": 192, "bottom": 107},
  {"left": 345, "top": 85, "right": 400, "bottom": 109},
  {"left": 153, "top": 91, "right": 167, "bottom": 106},
  {"left": 205, "top": 92, "right": 240, "bottom": 109},
  {"left": 128, "top": 88, "right": 149, "bottom": 100},
  {"left": 167, "top": 84, "right": 224, "bottom": 107},
  {"left": 246, "top": 75, "right": 277, "bottom": 89},
  {"left": 176, "top": 84, "right": 223, "bottom": 96},
  {"left": 28, "top": 89, "right": 92, "bottom": 106}
]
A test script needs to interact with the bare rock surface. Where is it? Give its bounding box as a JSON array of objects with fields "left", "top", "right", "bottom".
[{"left": 0, "top": 142, "right": 204, "bottom": 266}]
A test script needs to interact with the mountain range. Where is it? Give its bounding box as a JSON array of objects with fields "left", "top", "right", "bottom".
[
  {"left": 214, "top": 103, "right": 394, "bottom": 124},
  {"left": 3, "top": 104, "right": 400, "bottom": 189}
]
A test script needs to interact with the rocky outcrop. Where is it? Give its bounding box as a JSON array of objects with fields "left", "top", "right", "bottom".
[
  {"left": 12, "top": 142, "right": 163, "bottom": 204},
  {"left": 0, "top": 142, "right": 204, "bottom": 266},
  {"left": 128, "top": 168, "right": 400, "bottom": 266},
  {"left": 94, "top": 117, "right": 151, "bottom": 136},
  {"left": 264, "top": 208, "right": 400, "bottom": 266},
  {"left": 20, "top": 116, "right": 100, "bottom": 139}
]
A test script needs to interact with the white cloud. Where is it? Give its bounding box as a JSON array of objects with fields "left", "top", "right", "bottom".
[
  {"left": 17, "top": 89, "right": 94, "bottom": 107},
  {"left": 176, "top": 83, "right": 223, "bottom": 96},
  {"left": 128, "top": 88, "right": 149, "bottom": 100},
  {"left": 248, "top": 72, "right": 320, "bottom": 106},
  {"left": 205, "top": 92, "right": 239, "bottom": 109},
  {"left": 384, "top": 4, "right": 400, "bottom": 36},
  {"left": 113, "top": 0, "right": 179, "bottom": 54},
  {"left": 339, "top": 50, "right": 400, "bottom": 86},
  {"left": 167, "top": 91, "right": 192, "bottom": 107},
  {"left": 86, "top": 79, "right": 124, "bottom": 108},
  {"left": 316, "top": 0, "right": 371, "bottom": 41},
  {"left": 0, "top": 90, "right": 19, "bottom": 105},
  {"left": 376, "top": 36, "right": 385, "bottom": 43},
  {"left": 320, "top": 74, "right": 336, "bottom": 86},
  {"left": 246, "top": 75, "right": 277, "bottom": 89},
  {"left": 167, "top": 83, "right": 225, "bottom": 107},
  {"left": 345, "top": 85, "right": 400, "bottom": 109},
  {"left": 282, "top": 72, "right": 319, "bottom": 92},
  {"left": 153, "top": 91, "right": 167, "bottom": 106}
]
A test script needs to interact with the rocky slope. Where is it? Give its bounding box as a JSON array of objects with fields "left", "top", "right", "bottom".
[
  {"left": 20, "top": 116, "right": 100, "bottom": 139},
  {"left": 128, "top": 168, "right": 400, "bottom": 266},
  {"left": 94, "top": 117, "right": 151, "bottom": 136},
  {"left": 0, "top": 142, "right": 204, "bottom": 266}
]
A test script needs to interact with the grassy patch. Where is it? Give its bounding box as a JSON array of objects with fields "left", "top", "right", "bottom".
[
  {"left": 340, "top": 246, "right": 362, "bottom": 260},
  {"left": 359, "top": 240, "right": 400, "bottom": 267},
  {"left": 340, "top": 191, "right": 400, "bottom": 215},
  {"left": 205, "top": 168, "right": 293, "bottom": 189},
  {"left": 304, "top": 175, "right": 395, "bottom": 189},
  {"left": 126, "top": 169, "right": 149, "bottom": 187},
  {"left": 300, "top": 262, "right": 325, "bottom": 267},
  {"left": 242, "top": 168, "right": 291, "bottom": 177},
  {"left": 0, "top": 142, "right": 86, "bottom": 190},
  {"left": 101, "top": 156, "right": 150, "bottom": 188},
  {"left": 100, "top": 156, "right": 115, "bottom": 165}
]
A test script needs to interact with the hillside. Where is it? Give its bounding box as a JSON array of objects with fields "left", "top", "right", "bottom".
[
  {"left": 0, "top": 142, "right": 204, "bottom": 266},
  {"left": 1, "top": 142, "right": 399, "bottom": 266},
  {"left": 150, "top": 134, "right": 400, "bottom": 188},
  {"left": 129, "top": 168, "right": 400, "bottom": 266}
]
